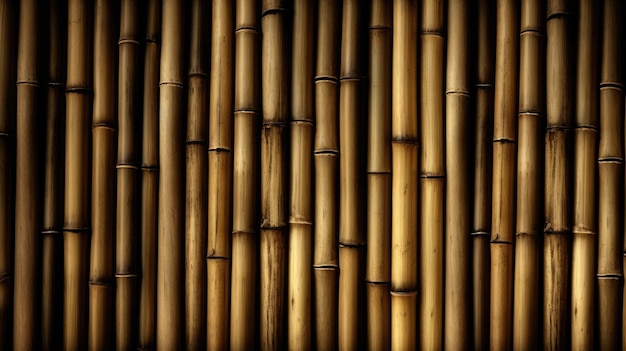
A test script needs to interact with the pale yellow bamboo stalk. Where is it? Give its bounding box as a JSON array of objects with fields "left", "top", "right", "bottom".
[
  {"left": 64, "top": 0, "right": 93, "bottom": 349},
  {"left": 571, "top": 0, "right": 599, "bottom": 349},
  {"left": 338, "top": 244, "right": 365, "bottom": 350},
  {"left": 139, "top": 0, "right": 160, "bottom": 348},
  {"left": 88, "top": 0, "right": 116, "bottom": 349},
  {"left": 157, "top": 0, "right": 184, "bottom": 348}
]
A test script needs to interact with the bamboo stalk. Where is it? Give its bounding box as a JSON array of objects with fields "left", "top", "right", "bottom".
[
  {"left": 157, "top": 0, "right": 184, "bottom": 348},
  {"left": 338, "top": 244, "right": 365, "bottom": 350},
  {"left": 138, "top": 0, "right": 160, "bottom": 348},
  {"left": 88, "top": 0, "right": 116, "bottom": 349},
  {"left": 13, "top": 0, "right": 42, "bottom": 349},
  {"left": 571, "top": 0, "right": 599, "bottom": 348},
  {"left": 64, "top": 0, "right": 93, "bottom": 348}
]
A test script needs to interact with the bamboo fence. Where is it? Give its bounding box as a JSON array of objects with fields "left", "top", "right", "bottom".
[{"left": 2, "top": 1, "right": 625, "bottom": 350}]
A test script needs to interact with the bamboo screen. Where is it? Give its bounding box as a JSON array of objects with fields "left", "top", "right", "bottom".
[{"left": 0, "top": 0, "right": 625, "bottom": 350}]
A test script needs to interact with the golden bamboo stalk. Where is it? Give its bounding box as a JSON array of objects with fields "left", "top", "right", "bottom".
[
  {"left": 157, "top": 0, "right": 184, "bottom": 348},
  {"left": 64, "top": 0, "right": 93, "bottom": 348},
  {"left": 513, "top": 0, "right": 543, "bottom": 349},
  {"left": 571, "top": 0, "right": 599, "bottom": 349},
  {"left": 490, "top": 1, "right": 518, "bottom": 349},
  {"left": 13, "top": 0, "right": 42, "bottom": 348},
  {"left": 88, "top": 0, "right": 116, "bottom": 349},
  {"left": 139, "top": 0, "right": 160, "bottom": 348}
]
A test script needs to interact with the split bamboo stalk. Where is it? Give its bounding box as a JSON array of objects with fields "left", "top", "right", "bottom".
[
  {"left": 490, "top": 0, "right": 519, "bottom": 349},
  {"left": 230, "top": 0, "right": 259, "bottom": 348},
  {"left": 64, "top": 0, "right": 93, "bottom": 348},
  {"left": 13, "top": 0, "right": 42, "bottom": 349},
  {"left": 571, "top": 0, "right": 599, "bottom": 348},
  {"left": 597, "top": 0, "right": 624, "bottom": 348},
  {"left": 157, "top": 0, "right": 184, "bottom": 348},
  {"left": 420, "top": 1, "right": 445, "bottom": 348},
  {"left": 513, "top": 0, "right": 543, "bottom": 349},
  {"left": 391, "top": 0, "right": 418, "bottom": 350},
  {"left": 88, "top": 0, "right": 116, "bottom": 349},
  {"left": 445, "top": 1, "right": 470, "bottom": 349},
  {"left": 185, "top": 0, "right": 209, "bottom": 349},
  {"left": 313, "top": 0, "right": 341, "bottom": 348},
  {"left": 288, "top": 0, "right": 314, "bottom": 349},
  {"left": 471, "top": 1, "right": 495, "bottom": 349},
  {"left": 367, "top": 0, "right": 391, "bottom": 349},
  {"left": 260, "top": 0, "right": 288, "bottom": 349},
  {"left": 207, "top": 0, "right": 233, "bottom": 349},
  {"left": 138, "top": 0, "right": 160, "bottom": 348},
  {"left": 544, "top": 1, "right": 574, "bottom": 349}
]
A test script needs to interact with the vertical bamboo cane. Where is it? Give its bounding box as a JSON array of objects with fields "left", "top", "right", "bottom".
[
  {"left": 139, "top": 0, "right": 160, "bottom": 348},
  {"left": 313, "top": 0, "right": 341, "bottom": 349},
  {"left": 157, "top": 0, "right": 184, "bottom": 348},
  {"left": 571, "top": 0, "right": 599, "bottom": 349},
  {"left": 231, "top": 0, "right": 259, "bottom": 348},
  {"left": 88, "top": 0, "right": 116, "bottom": 349},
  {"left": 513, "top": 0, "right": 543, "bottom": 349},
  {"left": 367, "top": 0, "right": 392, "bottom": 349},
  {"left": 597, "top": 0, "right": 624, "bottom": 349},
  {"left": 207, "top": 0, "right": 233, "bottom": 349},
  {"left": 13, "top": 0, "right": 42, "bottom": 349},
  {"left": 64, "top": 0, "right": 93, "bottom": 348},
  {"left": 391, "top": 0, "right": 418, "bottom": 350},
  {"left": 490, "top": 0, "right": 519, "bottom": 349},
  {"left": 288, "top": 0, "right": 314, "bottom": 349}
]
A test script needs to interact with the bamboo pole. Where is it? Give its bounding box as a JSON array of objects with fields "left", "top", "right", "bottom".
[
  {"left": 544, "top": 1, "right": 574, "bottom": 349},
  {"left": 157, "top": 0, "right": 184, "bottom": 348},
  {"left": 513, "top": 0, "right": 543, "bottom": 349},
  {"left": 597, "top": 1, "right": 624, "bottom": 348},
  {"left": 288, "top": 0, "right": 314, "bottom": 349},
  {"left": 490, "top": 0, "right": 518, "bottom": 349},
  {"left": 571, "top": 0, "right": 599, "bottom": 349},
  {"left": 139, "top": 0, "right": 160, "bottom": 348},
  {"left": 64, "top": 0, "right": 93, "bottom": 348},
  {"left": 367, "top": 0, "right": 391, "bottom": 349},
  {"left": 88, "top": 0, "right": 116, "bottom": 349},
  {"left": 230, "top": 0, "right": 259, "bottom": 348},
  {"left": 13, "top": 0, "right": 42, "bottom": 349}
]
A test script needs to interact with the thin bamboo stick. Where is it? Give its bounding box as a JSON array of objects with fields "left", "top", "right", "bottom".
[
  {"left": 157, "top": 0, "right": 184, "bottom": 348},
  {"left": 88, "top": 0, "right": 116, "bottom": 349},
  {"left": 64, "top": 0, "right": 93, "bottom": 348},
  {"left": 138, "top": 0, "right": 160, "bottom": 348},
  {"left": 571, "top": 0, "right": 599, "bottom": 349}
]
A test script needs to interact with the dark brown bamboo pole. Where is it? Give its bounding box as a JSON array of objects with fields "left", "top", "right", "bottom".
[
  {"left": 157, "top": 0, "right": 184, "bottom": 348},
  {"left": 490, "top": 0, "right": 518, "bottom": 349},
  {"left": 367, "top": 0, "right": 391, "bottom": 349},
  {"left": 88, "top": 0, "right": 116, "bottom": 349},
  {"left": 64, "top": 0, "right": 93, "bottom": 348},
  {"left": 512, "top": 0, "right": 543, "bottom": 349},
  {"left": 571, "top": 0, "right": 598, "bottom": 348},
  {"left": 207, "top": 0, "right": 233, "bottom": 349},
  {"left": 13, "top": 0, "right": 42, "bottom": 349},
  {"left": 597, "top": 0, "right": 624, "bottom": 349},
  {"left": 139, "top": 0, "right": 160, "bottom": 348},
  {"left": 230, "top": 0, "right": 259, "bottom": 348},
  {"left": 471, "top": 1, "right": 495, "bottom": 349}
]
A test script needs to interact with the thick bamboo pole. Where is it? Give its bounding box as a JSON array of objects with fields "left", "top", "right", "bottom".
[
  {"left": 138, "top": 0, "right": 160, "bottom": 348},
  {"left": 157, "top": 0, "right": 184, "bottom": 348},
  {"left": 64, "top": 0, "right": 93, "bottom": 348},
  {"left": 367, "top": 0, "right": 391, "bottom": 349},
  {"left": 490, "top": 0, "right": 518, "bottom": 349},
  {"left": 13, "top": 0, "right": 42, "bottom": 349},
  {"left": 513, "top": 0, "right": 543, "bottom": 349},
  {"left": 230, "top": 0, "right": 259, "bottom": 348},
  {"left": 597, "top": 1, "right": 624, "bottom": 349},
  {"left": 88, "top": 0, "right": 116, "bottom": 349},
  {"left": 571, "top": 0, "right": 599, "bottom": 349}
]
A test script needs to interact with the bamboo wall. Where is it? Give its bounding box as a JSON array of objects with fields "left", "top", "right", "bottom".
[{"left": 0, "top": 0, "right": 625, "bottom": 350}]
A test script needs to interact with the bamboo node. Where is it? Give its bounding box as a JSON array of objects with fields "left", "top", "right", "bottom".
[
  {"left": 420, "top": 173, "right": 445, "bottom": 179},
  {"left": 366, "top": 170, "right": 391, "bottom": 175},
  {"left": 489, "top": 239, "right": 513, "bottom": 245},
  {"left": 158, "top": 81, "right": 183, "bottom": 88},
  {"left": 145, "top": 36, "right": 160, "bottom": 44},
  {"left": 492, "top": 138, "right": 516, "bottom": 144},
  {"left": 187, "top": 71, "right": 209, "bottom": 79},
  {"left": 65, "top": 86, "right": 93, "bottom": 94},
  {"left": 260, "top": 221, "right": 288, "bottom": 230},
  {"left": 289, "top": 218, "right": 312, "bottom": 226},
  {"left": 232, "top": 230, "right": 257, "bottom": 236},
  {"left": 546, "top": 11, "right": 574, "bottom": 21},
  {"left": 515, "top": 231, "right": 542, "bottom": 236},
  {"left": 543, "top": 229, "right": 571, "bottom": 236},
  {"left": 313, "top": 264, "right": 338, "bottom": 270},
  {"left": 47, "top": 82, "right": 65, "bottom": 88},
  {"left": 572, "top": 229, "right": 596, "bottom": 236},
  {"left": 599, "top": 83, "right": 624, "bottom": 91},
  {"left": 445, "top": 90, "right": 470, "bottom": 97},
  {"left": 42, "top": 229, "right": 62, "bottom": 235},
  {"left": 185, "top": 139, "right": 206, "bottom": 146},
  {"left": 471, "top": 231, "right": 490, "bottom": 237},
  {"left": 520, "top": 29, "right": 545, "bottom": 36},
  {"left": 475, "top": 83, "right": 494, "bottom": 89},
  {"left": 315, "top": 76, "right": 339, "bottom": 83},
  {"left": 118, "top": 38, "right": 141, "bottom": 46},
  {"left": 116, "top": 164, "right": 140, "bottom": 170},
  {"left": 596, "top": 274, "right": 623, "bottom": 280},
  {"left": 16, "top": 80, "right": 40, "bottom": 87},
  {"left": 338, "top": 242, "right": 366, "bottom": 248},
  {"left": 261, "top": 7, "right": 287, "bottom": 17},
  {"left": 63, "top": 227, "right": 90, "bottom": 233},
  {"left": 390, "top": 290, "right": 418, "bottom": 296},
  {"left": 234, "top": 109, "right": 260, "bottom": 115},
  {"left": 365, "top": 280, "right": 390, "bottom": 285},
  {"left": 369, "top": 25, "right": 392, "bottom": 31},
  {"left": 597, "top": 157, "right": 624, "bottom": 164},
  {"left": 314, "top": 149, "right": 338, "bottom": 155},
  {"left": 574, "top": 125, "right": 597, "bottom": 132},
  {"left": 92, "top": 122, "right": 116, "bottom": 131},
  {"left": 0, "top": 132, "right": 9, "bottom": 138},
  {"left": 518, "top": 111, "right": 543, "bottom": 118},
  {"left": 88, "top": 280, "right": 114, "bottom": 287},
  {"left": 208, "top": 146, "right": 232, "bottom": 153},
  {"left": 236, "top": 27, "right": 259, "bottom": 34},
  {"left": 339, "top": 76, "right": 366, "bottom": 82},
  {"left": 290, "top": 119, "right": 314, "bottom": 126},
  {"left": 391, "top": 138, "right": 419, "bottom": 145},
  {"left": 421, "top": 31, "right": 445, "bottom": 38},
  {"left": 140, "top": 165, "right": 158, "bottom": 172},
  {"left": 206, "top": 255, "right": 230, "bottom": 261},
  {"left": 0, "top": 272, "right": 10, "bottom": 282},
  {"left": 115, "top": 273, "right": 139, "bottom": 278}
]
